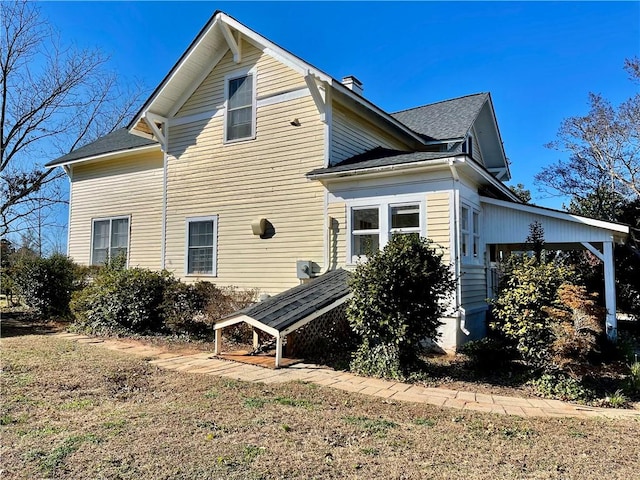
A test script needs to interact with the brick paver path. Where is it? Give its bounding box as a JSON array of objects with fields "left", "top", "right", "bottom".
[{"left": 56, "top": 332, "right": 640, "bottom": 420}]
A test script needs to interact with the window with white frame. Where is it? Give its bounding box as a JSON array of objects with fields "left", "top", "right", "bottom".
[
  {"left": 186, "top": 216, "right": 218, "bottom": 275},
  {"left": 225, "top": 71, "right": 255, "bottom": 142},
  {"left": 460, "top": 205, "right": 481, "bottom": 263},
  {"left": 91, "top": 217, "right": 129, "bottom": 266},
  {"left": 348, "top": 200, "right": 424, "bottom": 263}
]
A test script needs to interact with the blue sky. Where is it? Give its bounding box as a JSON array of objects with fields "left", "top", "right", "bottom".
[{"left": 39, "top": 1, "right": 638, "bottom": 212}]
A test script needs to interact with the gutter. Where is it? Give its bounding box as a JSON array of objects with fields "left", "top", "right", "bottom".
[{"left": 307, "top": 157, "right": 456, "bottom": 181}]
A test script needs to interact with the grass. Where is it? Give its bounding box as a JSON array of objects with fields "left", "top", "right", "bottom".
[{"left": 2, "top": 335, "right": 640, "bottom": 479}]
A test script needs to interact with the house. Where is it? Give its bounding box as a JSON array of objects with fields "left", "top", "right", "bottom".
[{"left": 47, "top": 11, "right": 628, "bottom": 357}]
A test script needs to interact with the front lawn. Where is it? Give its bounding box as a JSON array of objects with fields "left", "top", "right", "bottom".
[{"left": 1, "top": 333, "right": 639, "bottom": 479}]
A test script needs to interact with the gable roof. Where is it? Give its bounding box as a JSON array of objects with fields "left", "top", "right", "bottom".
[
  {"left": 127, "top": 11, "right": 425, "bottom": 146},
  {"left": 391, "top": 93, "right": 488, "bottom": 141},
  {"left": 222, "top": 268, "right": 350, "bottom": 332},
  {"left": 307, "top": 148, "right": 453, "bottom": 177},
  {"left": 45, "top": 128, "right": 158, "bottom": 167}
]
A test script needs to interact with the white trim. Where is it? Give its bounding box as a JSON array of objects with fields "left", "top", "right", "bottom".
[
  {"left": 184, "top": 215, "right": 219, "bottom": 277},
  {"left": 324, "top": 86, "right": 332, "bottom": 167},
  {"left": 304, "top": 73, "right": 326, "bottom": 121},
  {"left": 90, "top": 215, "right": 131, "bottom": 267},
  {"left": 129, "top": 16, "right": 223, "bottom": 131},
  {"left": 167, "top": 47, "right": 230, "bottom": 118},
  {"left": 143, "top": 112, "right": 167, "bottom": 148},
  {"left": 308, "top": 157, "right": 456, "bottom": 180},
  {"left": 65, "top": 166, "right": 73, "bottom": 256},
  {"left": 161, "top": 123, "right": 169, "bottom": 270},
  {"left": 581, "top": 241, "right": 604, "bottom": 261},
  {"left": 220, "top": 22, "right": 241, "bottom": 63},
  {"left": 480, "top": 196, "right": 629, "bottom": 234},
  {"left": 223, "top": 67, "right": 257, "bottom": 144},
  {"left": 48, "top": 144, "right": 160, "bottom": 168},
  {"left": 214, "top": 314, "right": 280, "bottom": 337},
  {"left": 256, "top": 87, "right": 310, "bottom": 108}
]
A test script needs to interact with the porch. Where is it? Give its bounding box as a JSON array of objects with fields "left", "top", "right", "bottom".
[{"left": 481, "top": 196, "right": 629, "bottom": 339}]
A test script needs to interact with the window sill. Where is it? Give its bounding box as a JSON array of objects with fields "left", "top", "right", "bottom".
[{"left": 223, "top": 135, "right": 256, "bottom": 145}]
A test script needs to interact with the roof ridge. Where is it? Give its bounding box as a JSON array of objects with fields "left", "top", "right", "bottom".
[{"left": 391, "top": 92, "right": 488, "bottom": 115}]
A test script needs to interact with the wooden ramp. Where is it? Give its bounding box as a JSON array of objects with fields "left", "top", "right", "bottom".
[{"left": 218, "top": 350, "right": 303, "bottom": 369}]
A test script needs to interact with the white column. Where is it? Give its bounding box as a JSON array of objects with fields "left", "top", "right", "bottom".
[
  {"left": 253, "top": 328, "right": 259, "bottom": 349},
  {"left": 214, "top": 328, "right": 222, "bottom": 355},
  {"left": 603, "top": 241, "right": 617, "bottom": 341},
  {"left": 275, "top": 335, "right": 283, "bottom": 368}
]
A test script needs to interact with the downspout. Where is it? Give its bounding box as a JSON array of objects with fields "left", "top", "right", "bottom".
[
  {"left": 63, "top": 165, "right": 72, "bottom": 257},
  {"left": 449, "top": 160, "right": 467, "bottom": 335},
  {"left": 160, "top": 123, "right": 168, "bottom": 270},
  {"left": 322, "top": 189, "right": 330, "bottom": 274}
]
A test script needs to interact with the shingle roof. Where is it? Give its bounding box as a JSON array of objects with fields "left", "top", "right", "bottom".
[
  {"left": 391, "top": 93, "right": 488, "bottom": 140},
  {"left": 45, "top": 128, "right": 158, "bottom": 167},
  {"left": 224, "top": 269, "right": 350, "bottom": 332},
  {"left": 307, "top": 147, "right": 453, "bottom": 177}
]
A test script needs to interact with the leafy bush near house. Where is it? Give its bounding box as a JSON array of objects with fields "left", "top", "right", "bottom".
[
  {"left": 161, "top": 281, "right": 257, "bottom": 337},
  {"left": 490, "top": 254, "right": 576, "bottom": 370},
  {"left": 347, "top": 235, "right": 455, "bottom": 380},
  {"left": 70, "top": 258, "right": 170, "bottom": 334},
  {"left": 71, "top": 258, "right": 258, "bottom": 337},
  {"left": 529, "top": 373, "right": 593, "bottom": 402},
  {"left": 12, "top": 254, "right": 85, "bottom": 317}
]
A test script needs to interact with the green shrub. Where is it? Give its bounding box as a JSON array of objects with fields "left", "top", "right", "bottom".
[
  {"left": 347, "top": 235, "right": 454, "bottom": 379},
  {"left": 70, "top": 261, "right": 170, "bottom": 334},
  {"left": 530, "top": 373, "right": 592, "bottom": 402},
  {"left": 12, "top": 254, "right": 82, "bottom": 317},
  {"left": 490, "top": 255, "right": 575, "bottom": 369}
]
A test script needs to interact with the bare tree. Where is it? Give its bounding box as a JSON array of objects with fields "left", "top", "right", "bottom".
[
  {"left": 0, "top": 0, "right": 145, "bottom": 237},
  {"left": 535, "top": 57, "right": 640, "bottom": 202}
]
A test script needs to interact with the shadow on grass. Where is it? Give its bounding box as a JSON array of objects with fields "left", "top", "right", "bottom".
[{"left": 0, "top": 311, "right": 67, "bottom": 338}]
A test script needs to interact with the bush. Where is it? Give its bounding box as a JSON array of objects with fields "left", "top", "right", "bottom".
[
  {"left": 71, "top": 258, "right": 258, "bottom": 337},
  {"left": 12, "top": 254, "right": 82, "bottom": 317},
  {"left": 347, "top": 235, "right": 455, "bottom": 379},
  {"left": 70, "top": 260, "right": 170, "bottom": 334},
  {"left": 530, "top": 373, "right": 592, "bottom": 402},
  {"left": 490, "top": 255, "right": 575, "bottom": 369}
]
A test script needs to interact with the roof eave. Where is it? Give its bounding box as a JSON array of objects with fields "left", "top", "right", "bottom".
[{"left": 45, "top": 144, "right": 161, "bottom": 169}]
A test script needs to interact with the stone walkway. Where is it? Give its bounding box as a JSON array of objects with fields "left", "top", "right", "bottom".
[{"left": 56, "top": 332, "right": 640, "bottom": 420}]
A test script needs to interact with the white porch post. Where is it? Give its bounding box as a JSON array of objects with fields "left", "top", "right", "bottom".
[
  {"left": 603, "top": 241, "right": 617, "bottom": 341},
  {"left": 253, "top": 328, "right": 259, "bottom": 349},
  {"left": 275, "top": 334, "right": 283, "bottom": 368},
  {"left": 214, "top": 327, "right": 222, "bottom": 355}
]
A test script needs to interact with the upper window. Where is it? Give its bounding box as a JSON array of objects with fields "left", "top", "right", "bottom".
[
  {"left": 461, "top": 205, "right": 481, "bottom": 263},
  {"left": 348, "top": 200, "right": 425, "bottom": 263},
  {"left": 225, "top": 72, "right": 256, "bottom": 142},
  {"left": 462, "top": 135, "right": 473, "bottom": 158},
  {"left": 186, "top": 216, "right": 218, "bottom": 275},
  {"left": 91, "top": 216, "right": 129, "bottom": 266}
]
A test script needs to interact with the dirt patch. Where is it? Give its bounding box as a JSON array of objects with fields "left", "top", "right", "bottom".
[{"left": 2, "top": 334, "right": 640, "bottom": 479}]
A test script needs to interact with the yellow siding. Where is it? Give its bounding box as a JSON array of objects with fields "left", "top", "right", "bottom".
[
  {"left": 328, "top": 202, "right": 347, "bottom": 269},
  {"left": 166, "top": 43, "right": 325, "bottom": 294},
  {"left": 68, "top": 150, "right": 164, "bottom": 269},
  {"left": 331, "top": 103, "right": 410, "bottom": 164},
  {"left": 426, "top": 191, "right": 451, "bottom": 262}
]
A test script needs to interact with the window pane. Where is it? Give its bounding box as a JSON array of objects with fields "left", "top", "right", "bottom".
[
  {"left": 462, "top": 233, "right": 469, "bottom": 257},
  {"left": 391, "top": 232, "right": 420, "bottom": 242},
  {"left": 188, "top": 247, "right": 213, "bottom": 274},
  {"left": 353, "top": 234, "right": 379, "bottom": 258},
  {"left": 473, "top": 237, "right": 479, "bottom": 257},
  {"left": 352, "top": 208, "right": 379, "bottom": 230},
  {"left": 472, "top": 211, "right": 479, "bottom": 234},
  {"left": 189, "top": 221, "right": 213, "bottom": 247},
  {"left": 92, "top": 220, "right": 110, "bottom": 265},
  {"left": 111, "top": 219, "right": 129, "bottom": 248},
  {"left": 228, "top": 75, "right": 252, "bottom": 109},
  {"left": 391, "top": 205, "right": 419, "bottom": 229},
  {"left": 227, "top": 106, "right": 252, "bottom": 140},
  {"left": 461, "top": 207, "right": 469, "bottom": 231}
]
